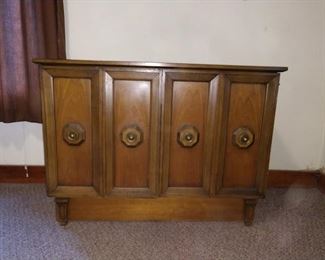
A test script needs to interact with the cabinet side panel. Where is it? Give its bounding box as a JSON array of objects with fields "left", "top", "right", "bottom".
[
  {"left": 114, "top": 80, "right": 151, "bottom": 188},
  {"left": 54, "top": 78, "right": 93, "bottom": 186},
  {"left": 222, "top": 83, "right": 265, "bottom": 188},
  {"left": 169, "top": 81, "right": 209, "bottom": 187}
]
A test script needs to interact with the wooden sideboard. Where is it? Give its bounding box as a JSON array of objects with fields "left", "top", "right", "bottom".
[{"left": 34, "top": 59, "right": 287, "bottom": 225}]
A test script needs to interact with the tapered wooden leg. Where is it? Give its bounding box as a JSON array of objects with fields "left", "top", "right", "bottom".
[
  {"left": 55, "top": 198, "right": 69, "bottom": 226},
  {"left": 243, "top": 198, "right": 257, "bottom": 226}
]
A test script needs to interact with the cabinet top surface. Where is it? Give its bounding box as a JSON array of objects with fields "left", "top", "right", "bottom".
[{"left": 33, "top": 59, "right": 288, "bottom": 72}]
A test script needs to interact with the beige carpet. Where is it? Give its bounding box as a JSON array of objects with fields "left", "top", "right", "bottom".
[{"left": 0, "top": 184, "right": 324, "bottom": 260}]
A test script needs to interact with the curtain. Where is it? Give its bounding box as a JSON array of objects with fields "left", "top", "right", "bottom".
[{"left": 0, "top": 0, "right": 66, "bottom": 123}]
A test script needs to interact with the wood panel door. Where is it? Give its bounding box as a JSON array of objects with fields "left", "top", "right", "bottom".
[
  {"left": 161, "top": 70, "right": 220, "bottom": 196},
  {"left": 214, "top": 72, "right": 280, "bottom": 197},
  {"left": 104, "top": 69, "right": 161, "bottom": 197},
  {"left": 41, "top": 68, "right": 103, "bottom": 197}
]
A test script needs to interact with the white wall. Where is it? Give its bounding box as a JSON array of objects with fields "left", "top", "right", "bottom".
[
  {"left": 320, "top": 0, "right": 325, "bottom": 173},
  {"left": 0, "top": 122, "right": 44, "bottom": 165},
  {"left": 0, "top": 0, "right": 324, "bottom": 170}
]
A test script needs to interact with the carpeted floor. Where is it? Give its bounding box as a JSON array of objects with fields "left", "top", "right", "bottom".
[{"left": 0, "top": 184, "right": 324, "bottom": 260}]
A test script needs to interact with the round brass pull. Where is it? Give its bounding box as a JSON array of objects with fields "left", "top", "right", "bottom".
[
  {"left": 177, "top": 125, "right": 199, "bottom": 148},
  {"left": 63, "top": 123, "right": 86, "bottom": 145},
  {"left": 185, "top": 133, "right": 194, "bottom": 141},
  {"left": 232, "top": 127, "right": 254, "bottom": 149},
  {"left": 121, "top": 125, "right": 143, "bottom": 147}
]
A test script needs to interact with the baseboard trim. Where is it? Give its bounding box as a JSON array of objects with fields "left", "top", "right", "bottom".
[
  {"left": 0, "top": 166, "right": 45, "bottom": 183},
  {"left": 268, "top": 169, "right": 324, "bottom": 194},
  {"left": 268, "top": 170, "right": 319, "bottom": 188},
  {"left": 317, "top": 173, "right": 325, "bottom": 193},
  {"left": 0, "top": 166, "right": 324, "bottom": 193}
]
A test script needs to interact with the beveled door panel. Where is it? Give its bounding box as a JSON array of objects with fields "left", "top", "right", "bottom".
[
  {"left": 214, "top": 73, "right": 280, "bottom": 196},
  {"left": 41, "top": 68, "right": 103, "bottom": 197},
  {"left": 55, "top": 78, "right": 93, "bottom": 186},
  {"left": 223, "top": 83, "right": 265, "bottom": 188},
  {"left": 169, "top": 82, "right": 208, "bottom": 187},
  {"left": 104, "top": 69, "right": 161, "bottom": 197},
  {"left": 114, "top": 80, "right": 151, "bottom": 188},
  {"left": 162, "top": 70, "right": 220, "bottom": 196}
]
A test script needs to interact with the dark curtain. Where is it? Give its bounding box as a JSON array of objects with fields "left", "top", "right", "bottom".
[{"left": 0, "top": 0, "right": 66, "bottom": 123}]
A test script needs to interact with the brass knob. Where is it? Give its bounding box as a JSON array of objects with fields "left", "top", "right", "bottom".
[
  {"left": 68, "top": 132, "right": 76, "bottom": 140},
  {"left": 232, "top": 127, "right": 254, "bottom": 149},
  {"left": 185, "top": 134, "right": 193, "bottom": 141},
  {"left": 177, "top": 125, "right": 199, "bottom": 148},
  {"left": 241, "top": 135, "right": 249, "bottom": 143},
  {"left": 121, "top": 125, "right": 143, "bottom": 147},
  {"left": 63, "top": 123, "right": 86, "bottom": 145},
  {"left": 127, "top": 133, "right": 135, "bottom": 140}
]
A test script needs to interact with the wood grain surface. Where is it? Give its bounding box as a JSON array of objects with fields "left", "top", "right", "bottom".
[
  {"left": 169, "top": 81, "right": 209, "bottom": 187},
  {"left": 54, "top": 78, "right": 93, "bottom": 186},
  {"left": 222, "top": 83, "right": 265, "bottom": 188},
  {"left": 35, "top": 61, "right": 287, "bottom": 225},
  {"left": 33, "top": 59, "right": 288, "bottom": 72},
  {"left": 69, "top": 197, "right": 244, "bottom": 221},
  {"left": 114, "top": 80, "right": 151, "bottom": 188},
  {"left": 104, "top": 70, "right": 161, "bottom": 196}
]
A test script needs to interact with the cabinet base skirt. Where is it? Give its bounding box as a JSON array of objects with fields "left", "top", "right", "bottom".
[{"left": 60, "top": 197, "right": 256, "bottom": 224}]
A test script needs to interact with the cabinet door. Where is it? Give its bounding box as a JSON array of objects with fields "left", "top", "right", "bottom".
[
  {"left": 161, "top": 70, "right": 220, "bottom": 196},
  {"left": 104, "top": 69, "right": 161, "bottom": 197},
  {"left": 214, "top": 73, "right": 280, "bottom": 196},
  {"left": 41, "top": 68, "right": 103, "bottom": 197}
]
